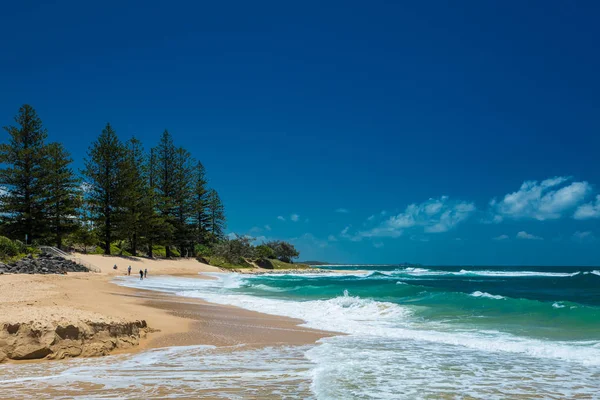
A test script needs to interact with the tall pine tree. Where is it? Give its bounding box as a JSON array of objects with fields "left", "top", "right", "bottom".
[
  {"left": 82, "top": 123, "right": 126, "bottom": 255},
  {"left": 191, "top": 161, "right": 210, "bottom": 247},
  {"left": 207, "top": 188, "right": 226, "bottom": 243},
  {"left": 45, "top": 142, "right": 80, "bottom": 248},
  {"left": 0, "top": 105, "right": 50, "bottom": 243},
  {"left": 172, "top": 147, "right": 195, "bottom": 256},
  {"left": 146, "top": 147, "right": 171, "bottom": 258},
  {"left": 154, "top": 130, "right": 177, "bottom": 257},
  {"left": 120, "top": 137, "right": 152, "bottom": 256}
]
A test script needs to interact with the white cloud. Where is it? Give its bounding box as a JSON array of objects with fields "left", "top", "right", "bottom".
[
  {"left": 290, "top": 214, "right": 300, "bottom": 222},
  {"left": 350, "top": 196, "right": 475, "bottom": 240},
  {"left": 335, "top": 208, "right": 349, "bottom": 213},
  {"left": 249, "top": 226, "right": 262, "bottom": 233},
  {"left": 367, "top": 215, "right": 375, "bottom": 222},
  {"left": 264, "top": 225, "right": 271, "bottom": 231},
  {"left": 493, "top": 234, "right": 509, "bottom": 241},
  {"left": 327, "top": 235, "right": 338, "bottom": 242},
  {"left": 572, "top": 231, "right": 595, "bottom": 242},
  {"left": 373, "top": 242, "right": 384, "bottom": 248},
  {"left": 490, "top": 177, "right": 591, "bottom": 222},
  {"left": 410, "top": 235, "right": 430, "bottom": 242},
  {"left": 516, "top": 231, "right": 543, "bottom": 240},
  {"left": 574, "top": 195, "right": 600, "bottom": 220},
  {"left": 277, "top": 216, "right": 285, "bottom": 222}
]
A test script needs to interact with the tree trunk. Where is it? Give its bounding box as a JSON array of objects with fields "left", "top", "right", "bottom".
[{"left": 166, "top": 245, "right": 171, "bottom": 258}]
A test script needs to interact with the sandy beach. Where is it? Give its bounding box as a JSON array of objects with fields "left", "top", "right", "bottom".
[{"left": 0, "top": 254, "right": 331, "bottom": 365}]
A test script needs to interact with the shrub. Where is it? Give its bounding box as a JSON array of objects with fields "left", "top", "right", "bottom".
[
  {"left": 0, "top": 236, "right": 20, "bottom": 258},
  {"left": 195, "top": 244, "right": 213, "bottom": 257},
  {"left": 255, "top": 244, "right": 275, "bottom": 259},
  {"left": 213, "top": 235, "right": 255, "bottom": 264},
  {"left": 150, "top": 245, "right": 180, "bottom": 258},
  {"left": 264, "top": 240, "right": 300, "bottom": 263}
]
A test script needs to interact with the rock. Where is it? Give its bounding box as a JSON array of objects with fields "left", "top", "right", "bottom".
[
  {"left": 11, "top": 344, "right": 53, "bottom": 360},
  {"left": 5, "top": 252, "right": 94, "bottom": 275}
]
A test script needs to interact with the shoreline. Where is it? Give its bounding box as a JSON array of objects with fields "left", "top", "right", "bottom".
[{"left": 0, "top": 254, "right": 336, "bottom": 364}]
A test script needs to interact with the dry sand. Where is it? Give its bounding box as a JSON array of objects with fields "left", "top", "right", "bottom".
[{"left": 0, "top": 254, "right": 331, "bottom": 364}]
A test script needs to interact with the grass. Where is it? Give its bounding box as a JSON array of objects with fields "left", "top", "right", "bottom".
[
  {"left": 206, "top": 256, "right": 253, "bottom": 270},
  {"left": 255, "top": 258, "right": 311, "bottom": 270}
]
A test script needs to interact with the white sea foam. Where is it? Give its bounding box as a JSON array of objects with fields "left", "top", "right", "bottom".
[
  {"left": 553, "top": 302, "right": 566, "bottom": 309},
  {"left": 392, "top": 268, "right": 581, "bottom": 278},
  {"left": 0, "top": 344, "right": 315, "bottom": 398},
  {"left": 306, "top": 335, "right": 600, "bottom": 399},
  {"left": 470, "top": 291, "right": 505, "bottom": 300},
  {"left": 116, "top": 275, "right": 600, "bottom": 367},
  {"left": 457, "top": 269, "right": 580, "bottom": 277},
  {"left": 591, "top": 270, "right": 600, "bottom": 276}
]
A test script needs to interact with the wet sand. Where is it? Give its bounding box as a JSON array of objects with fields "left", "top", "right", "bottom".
[{"left": 0, "top": 254, "right": 332, "bottom": 364}]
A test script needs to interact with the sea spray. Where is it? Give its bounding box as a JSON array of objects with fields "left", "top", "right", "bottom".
[{"left": 113, "top": 266, "right": 600, "bottom": 398}]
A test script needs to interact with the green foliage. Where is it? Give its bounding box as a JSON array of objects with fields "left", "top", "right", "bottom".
[
  {"left": 45, "top": 142, "right": 81, "bottom": 248},
  {"left": 264, "top": 240, "right": 300, "bottom": 263},
  {"left": 256, "top": 258, "right": 310, "bottom": 270},
  {"left": 119, "top": 137, "right": 153, "bottom": 256},
  {"left": 71, "top": 222, "right": 98, "bottom": 253},
  {"left": 153, "top": 130, "right": 177, "bottom": 257},
  {"left": 213, "top": 235, "right": 254, "bottom": 265},
  {"left": 191, "top": 161, "right": 210, "bottom": 245},
  {"left": 0, "top": 105, "right": 50, "bottom": 243},
  {"left": 207, "top": 189, "right": 226, "bottom": 243},
  {"left": 150, "top": 245, "right": 180, "bottom": 258},
  {"left": 82, "top": 123, "right": 127, "bottom": 255},
  {"left": 0, "top": 236, "right": 38, "bottom": 261},
  {"left": 194, "top": 244, "right": 213, "bottom": 257},
  {"left": 206, "top": 255, "right": 253, "bottom": 269},
  {"left": 0, "top": 236, "right": 20, "bottom": 258},
  {"left": 172, "top": 147, "right": 196, "bottom": 256},
  {"left": 110, "top": 243, "right": 132, "bottom": 256},
  {"left": 255, "top": 244, "right": 275, "bottom": 259},
  {"left": 0, "top": 107, "right": 228, "bottom": 260}
]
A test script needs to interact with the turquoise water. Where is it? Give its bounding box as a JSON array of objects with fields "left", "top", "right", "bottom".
[
  {"left": 3, "top": 267, "right": 599, "bottom": 398},
  {"left": 239, "top": 266, "right": 600, "bottom": 341}
]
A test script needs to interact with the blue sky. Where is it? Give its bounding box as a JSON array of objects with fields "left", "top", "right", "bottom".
[{"left": 1, "top": 1, "right": 599, "bottom": 265}]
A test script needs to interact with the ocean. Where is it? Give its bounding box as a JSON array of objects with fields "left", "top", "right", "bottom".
[{"left": 2, "top": 265, "right": 599, "bottom": 399}]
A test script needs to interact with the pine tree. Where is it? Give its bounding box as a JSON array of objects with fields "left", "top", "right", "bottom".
[
  {"left": 45, "top": 142, "right": 81, "bottom": 248},
  {"left": 146, "top": 147, "right": 171, "bottom": 258},
  {"left": 154, "top": 130, "right": 177, "bottom": 257},
  {"left": 172, "top": 147, "right": 195, "bottom": 256},
  {"left": 82, "top": 123, "right": 126, "bottom": 255},
  {"left": 0, "top": 105, "right": 50, "bottom": 244},
  {"left": 191, "top": 161, "right": 210, "bottom": 247},
  {"left": 120, "top": 137, "right": 152, "bottom": 256},
  {"left": 207, "top": 188, "right": 226, "bottom": 243}
]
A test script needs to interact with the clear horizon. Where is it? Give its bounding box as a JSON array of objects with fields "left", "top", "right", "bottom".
[{"left": 2, "top": 1, "right": 599, "bottom": 265}]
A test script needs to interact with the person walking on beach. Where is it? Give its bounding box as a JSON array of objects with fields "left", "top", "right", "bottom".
[
  {"left": 139, "top": 269, "right": 144, "bottom": 280},
  {"left": 128, "top": 265, "right": 131, "bottom": 276},
  {"left": 144, "top": 268, "right": 148, "bottom": 278}
]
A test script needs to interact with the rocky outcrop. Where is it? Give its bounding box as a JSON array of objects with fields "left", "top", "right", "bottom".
[
  {"left": 0, "top": 319, "right": 148, "bottom": 362},
  {"left": 0, "top": 253, "right": 89, "bottom": 275}
]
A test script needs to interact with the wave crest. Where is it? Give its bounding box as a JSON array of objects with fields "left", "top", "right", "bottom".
[{"left": 470, "top": 291, "right": 505, "bottom": 300}]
